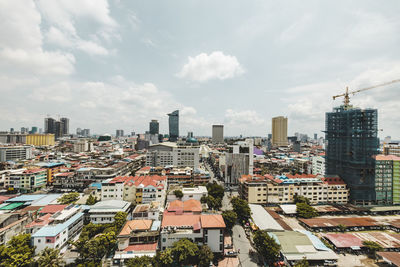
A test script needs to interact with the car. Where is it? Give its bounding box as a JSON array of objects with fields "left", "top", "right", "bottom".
[{"left": 225, "top": 251, "right": 238, "bottom": 257}]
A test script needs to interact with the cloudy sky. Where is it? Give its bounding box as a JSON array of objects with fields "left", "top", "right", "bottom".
[{"left": 1, "top": 1, "right": 400, "bottom": 138}]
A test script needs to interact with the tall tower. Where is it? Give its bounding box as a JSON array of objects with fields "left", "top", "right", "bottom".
[
  {"left": 272, "top": 116, "right": 288, "bottom": 146},
  {"left": 60, "top": 118, "right": 69, "bottom": 135},
  {"left": 44, "top": 117, "right": 56, "bottom": 134},
  {"left": 149, "top": 120, "right": 159, "bottom": 135},
  {"left": 325, "top": 106, "right": 379, "bottom": 204},
  {"left": 167, "top": 110, "right": 179, "bottom": 142},
  {"left": 212, "top": 125, "right": 224, "bottom": 144}
]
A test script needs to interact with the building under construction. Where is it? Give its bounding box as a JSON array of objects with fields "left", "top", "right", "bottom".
[{"left": 325, "top": 105, "right": 379, "bottom": 204}]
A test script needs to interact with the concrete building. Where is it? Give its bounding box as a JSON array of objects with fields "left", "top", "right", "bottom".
[
  {"left": 384, "top": 142, "right": 400, "bottom": 157},
  {"left": 0, "top": 133, "right": 27, "bottom": 144},
  {"left": 374, "top": 155, "right": 400, "bottom": 205},
  {"left": 167, "top": 186, "right": 208, "bottom": 202},
  {"left": 146, "top": 142, "right": 200, "bottom": 169},
  {"left": 73, "top": 140, "right": 93, "bottom": 153},
  {"left": 26, "top": 134, "right": 55, "bottom": 146},
  {"left": 116, "top": 129, "right": 124, "bottom": 138},
  {"left": 312, "top": 156, "right": 326, "bottom": 175},
  {"left": 6, "top": 168, "right": 47, "bottom": 192},
  {"left": 0, "top": 145, "right": 33, "bottom": 162},
  {"left": 272, "top": 116, "right": 288, "bottom": 147},
  {"left": 293, "top": 158, "right": 311, "bottom": 174},
  {"left": 60, "top": 117, "right": 69, "bottom": 135},
  {"left": 88, "top": 200, "right": 131, "bottom": 224},
  {"left": 239, "top": 174, "right": 349, "bottom": 205},
  {"left": 167, "top": 110, "right": 179, "bottom": 142},
  {"left": 224, "top": 139, "right": 254, "bottom": 185},
  {"left": 149, "top": 120, "right": 159, "bottom": 135},
  {"left": 212, "top": 125, "right": 224, "bottom": 144}
]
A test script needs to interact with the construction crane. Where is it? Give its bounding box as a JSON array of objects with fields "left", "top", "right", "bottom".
[{"left": 332, "top": 78, "right": 400, "bottom": 108}]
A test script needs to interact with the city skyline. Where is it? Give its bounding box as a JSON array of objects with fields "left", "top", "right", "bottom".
[{"left": 0, "top": 1, "right": 400, "bottom": 138}]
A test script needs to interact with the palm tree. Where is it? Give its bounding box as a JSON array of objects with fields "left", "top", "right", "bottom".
[{"left": 37, "top": 247, "right": 65, "bottom": 267}]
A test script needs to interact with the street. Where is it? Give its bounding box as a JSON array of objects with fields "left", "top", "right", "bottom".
[{"left": 232, "top": 225, "right": 260, "bottom": 267}]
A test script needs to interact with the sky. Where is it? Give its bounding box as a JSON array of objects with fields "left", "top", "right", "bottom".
[{"left": 1, "top": 0, "right": 400, "bottom": 138}]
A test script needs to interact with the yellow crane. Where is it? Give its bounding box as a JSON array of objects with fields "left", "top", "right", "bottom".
[{"left": 332, "top": 78, "right": 400, "bottom": 109}]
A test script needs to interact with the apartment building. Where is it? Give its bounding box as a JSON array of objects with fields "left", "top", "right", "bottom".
[
  {"left": 6, "top": 168, "right": 47, "bottom": 192},
  {"left": 224, "top": 139, "right": 254, "bottom": 185},
  {"left": 312, "top": 156, "right": 325, "bottom": 175},
  {"left": 374, "top": 155, "right": 400, "bottom": 205},
  {"left": 146, "top": 142, "right": 200, "bottom": 169},
  {"left": 239, "top": 174, "right": 349, "bottom": 205},
  {"left": 88, "top": 200, "right": 131, "bottom": 224},
  {"left": 0, "top": 145, "right": 33, "bottom": 162},
  {"left": 293, "top": 158, "right": 311, "bottom": 174}
]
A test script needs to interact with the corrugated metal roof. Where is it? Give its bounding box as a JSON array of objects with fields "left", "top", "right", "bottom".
[
  {"left": 0, "top": 202, "right": 24, "bottom": 210},
  {"left": 250, "top": 204, "right": 284, "bottom": 232}
]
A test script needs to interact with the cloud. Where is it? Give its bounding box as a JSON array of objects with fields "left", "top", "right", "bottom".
[
  {"left": 278, "top": 14, "right": 313, "bottom": 43},
  {"left": 177, "top": 51, "right": 244, "bottom": 82},
  {"left": 223, "top": 109, "right": 265, "bottom": 136}
]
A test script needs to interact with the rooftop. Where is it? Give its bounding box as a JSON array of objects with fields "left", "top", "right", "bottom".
[
  {"left": 119, "top": 220, "right": 153, "bottom": 236},
  {"left": 250, "top": 204, "right": 284, "bottom": 232}
]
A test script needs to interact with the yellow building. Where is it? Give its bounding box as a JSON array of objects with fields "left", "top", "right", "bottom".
[
  {"left": 26, "top": 134, "right": 55, "bottom": 146},
  {"left": 272, "top": 116, "right": 288, "bottom": 147}
]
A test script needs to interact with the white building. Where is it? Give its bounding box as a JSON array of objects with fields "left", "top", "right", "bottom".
[
  {"left": 0, "top": 145, "right": 33, "bottom": 162},
  {"left": 312, "top": 156, "right": 325, "bottom": 175},
  {"left": 224, "top": 139, "right": 254, "bottom": 185},
  {"left": 88, "top": 200, "right": 131, "bottom": 224},
  {"left": 73, "top": 140, "right": 93, "bottom": 153},
  {"left": 167, "top": 186, "right": 208, "bottom": 202},
  {"left": 146, "top": 142, "right": 200, "bottom": 169}
]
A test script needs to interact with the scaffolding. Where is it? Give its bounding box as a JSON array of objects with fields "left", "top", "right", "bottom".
[{"left": 325, "top": 105, "right": 379, "bottom": 204}]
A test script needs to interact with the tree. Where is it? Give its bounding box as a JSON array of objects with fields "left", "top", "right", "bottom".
[
  {"left": 206, "top": 182, "right": 224, "bottom": 200},
  {"left": 205, "top": 195, "right": 222, "bottom": 210},
  {"left": 338, "top": 224, "right": 347, "bottom": 233},
  {"left": 363, "top": 241, "right": 383, "bottom": 259},
  {"left": 222, "top": 210, "right": 237, "bottom": 231},
  {"left": 114, "top": 211, "right": 128, "bottom": 231},
  {"left": 157, "top": 248, "right": 173, "bottom": 266},
  {"left": 80, "top": 231, "right": 116, "bottom": 263},
  {"left": 125, "top": 255, "right": 153, "bottom": 267},
  {"left": 253, "top": 230, "right": 281, "bottom": 266},
  {"left": 37, "top": 247, "right": 65, "bottom": 267},
  {"left": 86, "top": 194, "right": 98, "bottom": 205},
  {"left": 293, "top": 195, "right": 310, "bottom": 205},
  {"left": 231, "top": 197, "right": 251, "bottom": 222},
  {"left": 171, "top": 238, "right": 199, "bottom": 266},
  {"left": 198, "top": 245, "right": 214, "bottom": 267},
  {"left": 293, "top": 257, "right": 309, "bottom": 267},
  {"left": 58, "top": 192, "right": 80, "bottom": 204},
  {"left": 296, "top": 202, "right": 318, "bottom": 218},
  {"left": 173, "top": 190, "right": 183, "bottom": 199},
  {"left": 0, "top": 233, "right": 35, "bottom": 266},
  {"left": 200, "top": 195, "right": 208, "bottom": 204}
]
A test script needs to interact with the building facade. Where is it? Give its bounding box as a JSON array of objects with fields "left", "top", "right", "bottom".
[
  {"left": 325, "top": 106, "right": 379, "bottom": 204},
  {"left": 374, "top": 155, "right": 400, "bottom": 205},
  {"left": 212, "top": 125, "right": 224, "bottom": 144},
  {"left": 146, "top": 142, "right": 200, "bottom": 169},
  {"left": 6, "top": 168, "right": 47, "bottom": 192},
  {"left": 149, "top": 120, "right": 159, "bottom": 135},
  {"left": 168, "top": 110, "right": 179, "bottom": 142},
  {"left": 312, "top": 156, "right": 326, "bottom": 175},
  {"left": 26, "top": 134, "right": 55, "bottom": 146},
  {"left": 0, "top": 146, "right": 33, "bottom": 162},
  {"left": 272, "top": 116, "right": 288, "bottom": 147},
  {"left": 224, "top": 139, "right": 254, "bottom": 185}
]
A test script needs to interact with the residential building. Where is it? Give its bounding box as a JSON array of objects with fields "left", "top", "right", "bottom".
[
  {"left": 60, "top": 118, "right": 69, "bottom": 135},
  {"left": 6, "top": 168, "right": 47, "bottom": 192},
  {"left": 224, "top": 139, "right": 254, "bottom": 185},
  {"left": 149, "top": 120, "right": 159, "bottom": 135},
  {"left": 146, "top": 142, "right": 200, "bottom": 169},
  {"left": 212, "top": 125, "right": 224, "bottom": 144},
  {"left": 0, "top": 145, "right": 33, "bottom": 162},
  {"left": 293, "top": 158, "right": 311, "bottom": 174},
  {"left": 239, "top": 174, "right": 349, "bottom": 205},
  {"left": 26, "top": 134, "right": 55, "bottom": 146},
  {"left": 168, "top": 110, "right": 179, "bottom": 142},
  {"left": 0, "top": 213, "right": 28, "bottom": 246},
  {"left": 325, "top": 106, "right": 379, "bottom": 204},
  {"left": 44, "top": 117, "right": 56, "bottom": 135},
  {"left": 272, "top": 116, "right": 288, "bottom": 147},
  {"left": 0, "top": 132, "right": 27, "bottom": 144},
  {"left": 384, "top": 142, "right": 400, "bottom": 157},
  {"left": 132, "top": 202, "right": 161, "bottom": 220},
  {"left": 312, "top": 156, "right": 326, "bottom": 175},
  {"left": 160, "top": 214, "right": 225, "bottom": 252},
  {"left": 167, "top": 186, "right": 208, "bottom": 202},
  {"left": 116, "top": 129, "right": 124, "bottom": 138},
  {"left": 374, "top": 155, "right": 400, "bottom": 205},
  {"left": 88, "top": 200, "right": 131, "bottom": 224}
]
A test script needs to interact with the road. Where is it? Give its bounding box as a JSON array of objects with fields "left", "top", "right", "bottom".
[{"left": 232, "top": 225, "right": 260, "bottom": 267}]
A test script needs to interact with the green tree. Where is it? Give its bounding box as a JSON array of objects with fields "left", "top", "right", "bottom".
[
  {"left": 173, "top": 190, "right": 183, "bottom": 199},
  {"left": 114, "top": 211, "right": 128, "bottom": 232},
  {"left": 37, "top": 247, "right": 65, "bottom": 267},
  {"left": 200, "top": 195, "right": 208, "bottom": 204},
  {"left": 1, "top": 233, "right": 35, "bottom": 266},
  {"left": 58, "top": 192, "right": 80, "bottom": 204},
  {"left": 198, "top": 245, "right": 214, "bottom": 267},
  {"left": 293, "top": 257, "right": 309, "bottom": 267},
  {"left": 157, "top": 248, "right": 173, "bottom": 266},
  {"left": 362, "top": 241, "right": 383, "bottom": 259},
  {"left": 205, "top": 195, "right": 222, "bottom": 210},
  {"left": 296, "top": 202, "right": 318, "bottom": 218},
  {"left": 253, "top": 230, "right": 281, "bottom": 266},
  {"left": 231, "top": 197, "right": 251, "bottom": 222},
  {"left": 206, "top": 182, "right": 224, "bottom": 200},
  {"left": 125, "top": 255, "right": 153, "bottom": 267},
  {"left": 222, "top": 210, "right": 237, "bottom": 231},
  {"left": 81, "top": 231, "right": 116, "bottom": 263},
  {"left": 293, "top": 195, "right": 310, "bottom": 205},
  {"left": 338, "top": 224, "right": 347, "bottom": 233},
  {"left": 171, "top": 238, "right": 199, "bottom": 266},
  {"left": 86, "top": 194, "right": 98, "bottom": 205}
]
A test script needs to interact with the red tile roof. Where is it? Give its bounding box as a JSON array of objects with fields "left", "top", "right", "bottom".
[
  {"left": 25, "top": 213, "right": 53, "bottom": 228},
  {"left": 200, "top": 214, "right": 226, "bottom": 228},
  {"left": 119, "top": 220, "right": 153, "bottom": 236},
  {"left": 123, "top": 243, "right": 157, "bottom": 252},
  {"left": 40, "top": 205, "right": 67, "bottom": 214},
  {"left": 162, "top": 214, "right": 201, "bottom": 228}
]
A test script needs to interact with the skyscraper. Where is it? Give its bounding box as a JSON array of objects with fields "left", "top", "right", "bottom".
[
  {"left": 272, "top": 116, "right": 288, "bottom": 147},
  {"left": 55, "top": 121, "right": 63, "bottom": 139},
  {"left": 325, "top": 106, "right": 379, "bottom": 204},
  {"left": 167, "top": 110, "right": 179, "bottom": 142},
  {"left": 212, "top": 125, "right": 224, "bottom": 144},
  {"left": 116, "top": 129, "right": 124, "bottom": 138},
  {"left": 149, "top": 120, "right": 159, "bottom": 135},
  {"left": 44, "top": 117, "right": 56, "bottom": 134},
  {"left": 60, "top": 118, "right": 69, "bottom": 135}
]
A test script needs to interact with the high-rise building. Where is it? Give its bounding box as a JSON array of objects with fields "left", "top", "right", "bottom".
[
  {"left": 54, "top": 121, "right": 63, "bottom": 139},
  {"left": 374, "top": 155, "right": 400, "bottom": 205},
  {"left": 60, "top": 118, "right": 69, "bottom": 135},
  {"left": 224, "top": 139, "right": 254, "bottom": 185},
  {"left": 187, "top": 132, "right": 193, "bottom": 138},
  {"left": 314, "top": 133, "right": 318, "bottom": 140},
  {"left": 116, "top": 129, "right": 124, "bottom": 138},
  {"left": 272, "top": 116, "right": 288, "bottom": 147},
  {"left": 82, "top": 129, "right": 90, "bottom": 137},
  {"left": 44, "top": 117, "right": 56, "bottom": 134},
  {"left": 31, "top": 127, "right": 38, "bottom": 134},
  {"left": 325, "top": 106, "right": 379, "bottom": 204},
  {"left": 77, "top": 128, "right": 82, "bottom": 135},
  {"left": 149, "top": 120, "right": 159, "bottom": 135},
  {"left": 167, "top": 110, "right": 179, "bottom": 142},
  {"left": 212, "top": 125, "right": 224, "bottom": 144}
]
